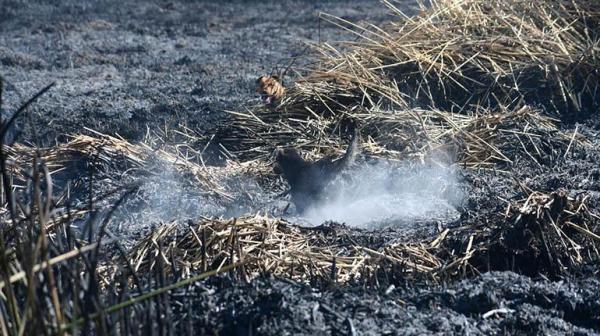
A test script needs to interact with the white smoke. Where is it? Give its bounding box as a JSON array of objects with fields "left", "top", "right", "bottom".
[
  {"left": 300, "top": 159, "right": 464, "bottom": 228},
  {"left": 110, "top": 153, "right": 463, "bottom": 233},
  {"left": 111, "top": 162, "right": 226, "bottom": 232},
  {"left": 111, "top": 159, "right": 268, "bottom": 233}
]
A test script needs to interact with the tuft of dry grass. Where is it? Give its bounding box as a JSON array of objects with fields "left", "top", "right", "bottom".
[{"left": 437, "top": 188, "right": 600, "bottom": 277}]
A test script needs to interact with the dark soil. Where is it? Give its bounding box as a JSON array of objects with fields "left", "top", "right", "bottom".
[
  {"left": 175, "top": 272, "right": 600, "bottom": 335},
  {"left": 2, "top": 0, "right": 599, "bottom": 334}
]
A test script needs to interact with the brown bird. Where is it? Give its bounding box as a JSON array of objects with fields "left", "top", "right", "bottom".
[
  {"left": 274, "top": 129, "right": 359, "bottom": 213},
  {"left": 256, "top": 75, "right": 285, "bottom": 105}
]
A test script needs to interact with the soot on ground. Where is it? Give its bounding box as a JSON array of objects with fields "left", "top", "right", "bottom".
[{"left": 1, "top": 0, "right": 599, "bottom": 334}]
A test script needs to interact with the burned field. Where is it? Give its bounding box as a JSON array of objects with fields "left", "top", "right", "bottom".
[{"left": 0, "top": 0, "right": 599, "bottom": 334}]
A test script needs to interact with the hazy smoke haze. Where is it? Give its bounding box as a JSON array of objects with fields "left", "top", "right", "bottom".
[{"left": 300, "top": 160, "right": 463, "bottom": 228}]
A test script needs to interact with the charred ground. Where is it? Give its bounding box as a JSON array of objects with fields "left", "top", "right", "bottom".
[
  {"left": 1, "top": 0, "right": 599, "bottom": 335},
  {"left": 0, "top": 0, "right": 396, "bottom": 142}
]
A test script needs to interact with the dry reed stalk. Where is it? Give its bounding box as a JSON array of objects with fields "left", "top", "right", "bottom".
[
  {"left": 437, "top": 188, "right": 600, "bottom": 277},
  {"left": 106, "top": 187, "right": 598, "bottom": 283},
  {"left": 209, "top": 0, "right": 596, "bottom": 167},
  {"left": 103, "top": 215, "right": 447, "bottom": 285}
]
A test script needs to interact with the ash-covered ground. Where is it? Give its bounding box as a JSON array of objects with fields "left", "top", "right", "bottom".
[
  {"left": 0, "top": 0, "right": 398, "bottom": 142},
  {"left": 2, "top": 0, "right": 599, "bottom": 334}
]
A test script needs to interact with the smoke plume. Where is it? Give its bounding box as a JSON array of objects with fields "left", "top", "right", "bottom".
[{"left": 300, "top": 159, "right": 464, "bottom": 228}]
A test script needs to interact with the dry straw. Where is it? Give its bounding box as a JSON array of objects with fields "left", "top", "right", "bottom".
[
  {"left": 103, "top": 214, "right": 444, "bottom": 285},
  {"left": 1, "top": 0, "right": 596, "bottom": 286},
  {"left": 4, "top": 128, "right": 595, "bottom": 286},
  {"left": 0, "top": 0, "right": 599, "bottom": 332},
  {"left": 211, "top": 0, "right": 597, "bottom": 166},
  {"left": 102, "top": 188, "right": 599, "bottom": 284}
]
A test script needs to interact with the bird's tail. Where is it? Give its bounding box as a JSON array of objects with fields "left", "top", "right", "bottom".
[{"left": 342, "top": 124, "right": 360, "bottom": 167}]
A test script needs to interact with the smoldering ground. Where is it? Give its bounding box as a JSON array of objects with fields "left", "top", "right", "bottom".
[
  {"left": 111, "top": 164, "right": 224, "bottom": 231},
  {"left": 1, "top": 0, "right": 599, "bottom": 334},
  {"left": 106, "top": 154, "right": 463, "bottom": 233},
  {"left": 300, "top": 159, "right": 464, "bottom": 228},
  {"left": 107, "top": 159, "right": 269, "bottom": 233}
]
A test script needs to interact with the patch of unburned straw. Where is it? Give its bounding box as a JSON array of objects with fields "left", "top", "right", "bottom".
[
  {"left": 438, "top": 188, "right": 600, "bottom": 277},
  {"left": 307, "top": 0, "right": 599, "bottom": 113},
  {"left": 216, "top": 103, "right": 589, "bottom": 170},
  {"left": 101, "top": 214, "right": 443, "bottom": 286},
  {"left": 210, "top": 0, "right": 597, "bottom": 166}
]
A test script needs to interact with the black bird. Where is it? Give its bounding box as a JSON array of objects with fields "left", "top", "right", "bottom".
[{"left": 274, "top": 130, "right": 359, "bottom": 213}]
